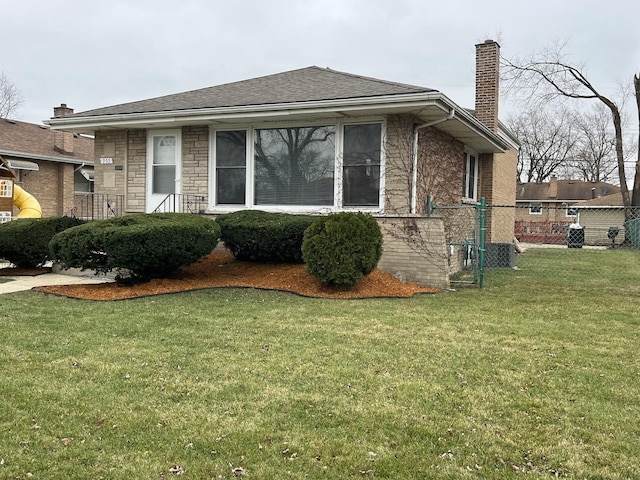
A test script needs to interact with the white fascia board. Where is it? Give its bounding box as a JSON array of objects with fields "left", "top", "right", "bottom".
[
  {"left": 47, "top": 93, "right": 445, "bottom": 128},
  {"left": 47, "top": 92, "right": 509, "bottom": 150}
]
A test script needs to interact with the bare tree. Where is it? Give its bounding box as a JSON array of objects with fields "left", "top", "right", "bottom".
[
  {"left": 502, "top": 42, "right": 640, "bottom": 207},
  {"left": 0, "top": 72, "right": 23, "bottom": 118},
  {"left": 570, "top": 104, "right": 618, "bottom": 182},
  {"left": 507, "top": 104, "right": 578, "bottom": 182}
]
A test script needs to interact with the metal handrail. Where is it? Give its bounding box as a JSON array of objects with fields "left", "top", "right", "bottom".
[{"left": 152, "top": 194, "right": 207, "bottom": 214}]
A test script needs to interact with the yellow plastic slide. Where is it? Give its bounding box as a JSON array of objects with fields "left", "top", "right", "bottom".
[{"left": 13, "top": 185, "right": 42, "bottom": 218}]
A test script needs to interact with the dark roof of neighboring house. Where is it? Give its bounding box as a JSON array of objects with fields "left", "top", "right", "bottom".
[
  {"left": 0, "top": 117, "right": 93, "bottom": 165},
  {"left": 71, "top": 66, "right": 436, "bottom": 117},
  {"left": 580, "top": 192, "right": 624, "bottom": 206},
  {"left": 516, "top": 179, "right": 621, "bottom": 202}
]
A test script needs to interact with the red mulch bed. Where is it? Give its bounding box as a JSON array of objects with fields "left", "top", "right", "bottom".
[{"left": 34, "top": 252, "right": 439, "bottom": 300}]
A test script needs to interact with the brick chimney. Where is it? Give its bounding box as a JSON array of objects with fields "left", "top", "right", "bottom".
[
  {"left": 475, "top": 39, "right": 500, "bottom": 133},
  {"left": 548, "top": 175, "right": 558, "bottom": 199},
  {"left": 53, "top": 103, "right": 75, "bottom": 154}
]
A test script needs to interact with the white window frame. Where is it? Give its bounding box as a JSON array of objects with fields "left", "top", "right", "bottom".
[
  {"left": 208, "top": 118, "right": 385, "bottom": 213},
  {"left": 0, "top": 179, "right": 13, "bottom": 198},
  {"left": 565, "top": 204, "right": 578, "bottom": 217},
  {"left": 340, "top": 122, "right": 384, "bottom": 209},
  {"left": 529, "top": 202, "right": 542, "bottom": 215},
  {"left": 462, "top": 149, "right": 478, "bottom": 203},
  {"left": 211, "top": 129, "right": 249, "bottom": 207}
]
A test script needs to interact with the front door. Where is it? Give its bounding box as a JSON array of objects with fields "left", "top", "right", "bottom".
[{"left": 146, "top": 130, "right": 182, "bottom": 212}]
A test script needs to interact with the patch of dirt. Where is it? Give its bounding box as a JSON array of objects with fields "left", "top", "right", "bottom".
[{"left": 35, "top": 251, "right": 440, "bottom": 300}]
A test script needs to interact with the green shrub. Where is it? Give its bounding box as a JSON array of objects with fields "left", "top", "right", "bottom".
[
  {"left": 302, "top": 212, "right": 383, "bottom": 289},
  {"left": 49, "top": 213, "right": 220, "bottom": 284},
  {"left": 217, "top": 210, "right": 316, "bottom": 263},
  {"left": 0, "top": 216, "right": 84, "bottom": 268}
]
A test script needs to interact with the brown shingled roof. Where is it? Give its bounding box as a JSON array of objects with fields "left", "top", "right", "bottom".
[
  {"left": 0, "top": 118, "right": 93, "bottom": 164},
  {"left": 71, "top": 66, "right": 436, "bottom": 117},
  {"left": 516, "top": 180, "right": 620, "bottom": 202},
  {"left": 580, "top": 192, "right": 624, "bottom": 206}
]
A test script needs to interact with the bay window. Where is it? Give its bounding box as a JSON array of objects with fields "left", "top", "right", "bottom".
[
  {"left": 211, "top": 121, "right": 383, "bottom": 211},
  {"left": 254, "top": 126, "right": 335, "bottom": 206}
]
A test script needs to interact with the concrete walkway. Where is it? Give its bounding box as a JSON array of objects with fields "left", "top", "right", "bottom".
[{"left": 0, "top": 270, "right": 113, "bottom": 294}]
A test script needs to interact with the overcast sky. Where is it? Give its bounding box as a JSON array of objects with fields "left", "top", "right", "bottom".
[{"left": 3, "top": 0, "right": 640, "bottom": 126}]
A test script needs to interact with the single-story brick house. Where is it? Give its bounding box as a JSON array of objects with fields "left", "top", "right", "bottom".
[
  {"left": 0, "top": 106, "right": 94, "bottom": 218},
  {"left": 48, "top": 40, "right": 518, "bottom": 288}
]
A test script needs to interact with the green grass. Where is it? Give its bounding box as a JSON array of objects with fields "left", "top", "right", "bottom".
[{"left": 1, "top": 248, "right": 639, "bottom": 479}]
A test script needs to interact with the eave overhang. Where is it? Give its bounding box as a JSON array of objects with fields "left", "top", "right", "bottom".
[
  {"left": 47, "top": 93, "right": 510, "bottom": 153},
  {"left": 0, "top": 149, "right": 94, "bottom": 166}
]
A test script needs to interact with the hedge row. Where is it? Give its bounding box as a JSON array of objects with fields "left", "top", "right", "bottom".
[
  {"left": 218, "top": 210, "right": 383, "bottom": 288},
  {"left": 0, "top": 216, "right": 84, "bottom": 268},
  {"left": 216, "top": 210, "right": 316, "bottom": 264},
  {"left": 0, "top": 210, "right": 383, "bottom": 290},
  {"left": 49, "top": 213, "right": 220, "bottom": 284}
]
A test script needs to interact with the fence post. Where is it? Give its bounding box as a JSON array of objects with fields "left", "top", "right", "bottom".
[{"left": 478, "top": 197, "right": 486, "bottom": 289}]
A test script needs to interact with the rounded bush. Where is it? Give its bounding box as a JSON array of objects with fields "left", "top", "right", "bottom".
[
  {"left": 302, "top": 212, "right": 383, "bottom": 288},
  {"left": 49, "top": 213, "right": 220, "bottom": 283},
  {"left": 217, "top": 210, "right": 316, "bottom": 263},
  {"left": 0, "top": 216, "right": 84, "bottom": 268}
]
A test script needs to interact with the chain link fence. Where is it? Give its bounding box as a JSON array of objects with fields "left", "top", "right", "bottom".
[{"left": 436, "top": 200, "right": 640, "bottom": 288}]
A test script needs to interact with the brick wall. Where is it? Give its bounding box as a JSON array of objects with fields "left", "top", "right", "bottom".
[
  {"left": 96, "top": 127, "right": 211, "bottom": 214},
  {"left": 475, "top": 40, "right": 500, "bottom": 132},
  {"left": 182, "top": 126, "right": 209, "bottom": 202},
  {"left": 474, "top": 39, "right": 518, "bottom": 243},
  {"left": 18, "top": 160, "right": 74, "bottom": 217},
  {"left": 94, "top": 130, "right": 127, "bottom": 195},
  {"left": 416, "top": 127, "right": 464, "bottom": 210},
  {"left": 487, "top": 149, "right": 517, "bottom": 242},
  {"left": 126, "top": 130, "right": 147, "bottom": 212},
  {"left": 376, "top": 215, "right": 449, "bottom": 289},
  {"left": 384, "top": 114, "right": 414, "bottom": 214}
]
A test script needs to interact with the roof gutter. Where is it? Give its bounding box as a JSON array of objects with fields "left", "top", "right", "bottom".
[
  {"left": 0, "top": 149, "right": 93, "bottom": 166},
  {"left": 46, "top": 93, "right": 447, "bottom": 128},
  {"left": 47, "top": 91, "right": 508, "bottom": 148},
  {"left": 411, "top": 108, "right": 455, "bottom": 213}
]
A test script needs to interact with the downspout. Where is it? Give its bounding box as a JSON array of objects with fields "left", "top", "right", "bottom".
[
  {"left": 411, "top": 108, "right": 455, "bottom": 213},
  {"left": 125, "top": 129, "right": 128, "bottom": 213}
]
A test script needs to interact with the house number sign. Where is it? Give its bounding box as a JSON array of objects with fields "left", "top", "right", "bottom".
[{"left": 100, "top": 157, "right": 114, "bottom": 164}]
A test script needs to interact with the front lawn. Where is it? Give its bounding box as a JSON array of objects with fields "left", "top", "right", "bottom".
[{"left": 1, "top": 248, "right": 639, "bottom": 478}]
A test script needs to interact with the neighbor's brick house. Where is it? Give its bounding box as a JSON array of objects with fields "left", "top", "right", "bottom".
[
  {"left": 48, "top": 41, "right": 518, "bottom": 288},
  {"left": 515, "top": 175, "right": 622, "bottom": 244},
  {"left": 0, "top": 105, "right": 94, "bottom": 218}
]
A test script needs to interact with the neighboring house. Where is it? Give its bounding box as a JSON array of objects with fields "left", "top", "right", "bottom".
[
  {"left": 48, "top": 40, "right": 519, "bottom": 288},
  {"left": 515, "top": 175, "right": 621, "bottom": 244},
  {"left": 0, "top": 105, "right": 94, "bottom": 218},
  {"left": 575, "top": 192, "right": 627, "bottom": 246}
]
